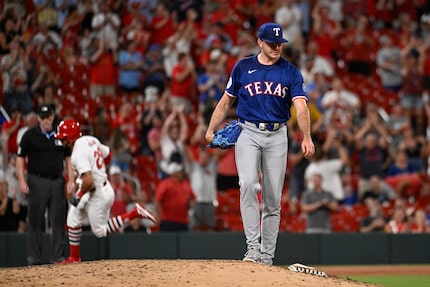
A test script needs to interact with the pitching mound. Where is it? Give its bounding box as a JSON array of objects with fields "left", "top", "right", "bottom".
[{"left": 0, "top": 259, "right": 376, "bottom": 287}]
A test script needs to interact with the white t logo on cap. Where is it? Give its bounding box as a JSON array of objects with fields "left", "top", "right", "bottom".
[{"left": 273, "top": 27, "right": 281, "bottom": 36}]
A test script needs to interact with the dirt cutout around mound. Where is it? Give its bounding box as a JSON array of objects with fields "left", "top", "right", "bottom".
[{"left": 0, "top": 259, "right": 378, "bottom": 287}]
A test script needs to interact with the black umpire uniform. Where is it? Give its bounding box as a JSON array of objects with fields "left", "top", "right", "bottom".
[{"left": 16, "top": 105, "right": 72, "bottom": 265}]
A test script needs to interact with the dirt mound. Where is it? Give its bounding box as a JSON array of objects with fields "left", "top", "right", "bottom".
[{"left": 0, "top": 259, "right": 377, "bottom": 287}]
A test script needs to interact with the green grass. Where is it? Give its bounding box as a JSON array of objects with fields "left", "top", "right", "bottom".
[{"left": 346, "top": 275, "right": 430, "bottom": 287}]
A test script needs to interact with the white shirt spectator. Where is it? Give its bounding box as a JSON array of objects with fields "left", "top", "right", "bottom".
[
  {"left": 321, "top": 77, "right": 360, "bottom": 127},
  {"left": 189, "top": 158, "right": 217, "bottom": 203},
  {"left": 32, "top": 24, "right": 63, "bottom": 55},
  {"left": 305, "top": 159, "right": 344, "bottom": 201},
  {"left": 275, "top": 0, "right": 302, "bottom": 45},
  {"left": 91, "top": 4, "right": 120, "bottom": 50}
]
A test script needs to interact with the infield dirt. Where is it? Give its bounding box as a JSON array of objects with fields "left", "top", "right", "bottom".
[{"left": 2, "top": 259, "right": 421, "bottom": 287}]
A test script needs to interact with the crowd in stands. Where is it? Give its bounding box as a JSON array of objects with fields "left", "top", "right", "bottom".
[{"left": 1, "top": 0, "right": 430, "bottom": 234}]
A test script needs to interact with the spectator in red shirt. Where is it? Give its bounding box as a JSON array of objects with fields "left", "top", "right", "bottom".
[
  {"left": 121, "top": 1, "right": 144, "bottom": 28},
  {"left": 409, "top": 208, "right": 430, "bottom": 233},
  {"left": 253, "top": 0, "right": 278, "bottom": 31},
  {"left": 341, "top": 14, "right": 376, "bottom": 76},
  {"left": 209, "top": 0, "right": 241, "bottom": 46},
  {"left": 310, "top": 2, "right": 342, "bottom": 63},
  {"left": 1, "top": 109, "right": 24, "bottom": 168},
  {"left": 123, "top": 16, "right": 151, "bottom": 57},
  {"left": 369, "top": 0, "right": 395, "bottom": 29},
  {"left": 150, "top": 2, "right": 176, "bottom": 46},
  {"left": 234, "top": 0, "right": 259, "bottom": 27},
  {"left": 385, "top": 207, "right": 409, "bottom": 233},
  {"left": 154, "top": 163, "right": 195, "bottom": 231},
  {"left": 169, "top": 52, "right": 197, "bottom": 113},
  {"left": 393, "top": 0, "right": 417, "bottom": 23},
  {"left": 397, "top": 12, "right": 417, "bottom": 49},
  {"left": 88, "top": 37, "right": 118, "bottom": 99}
]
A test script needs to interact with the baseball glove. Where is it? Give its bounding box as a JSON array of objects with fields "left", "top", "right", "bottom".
[{"left": 208, "top": 120, "right": 242, "bottom": 149}]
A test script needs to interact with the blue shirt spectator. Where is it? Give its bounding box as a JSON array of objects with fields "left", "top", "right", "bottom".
[
  {"left": 386, "top": 151, "right": 417, "bottom": 177},
  {"left": 118, "top": 40, "right": 144, "bottom": 92}
]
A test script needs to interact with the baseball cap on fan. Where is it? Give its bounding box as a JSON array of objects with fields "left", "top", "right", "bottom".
[
  {"left": 257, "top": 22, "right": 288, "bottom": 44},
  {"left": 109, "top": 165, "right": 122, "bottom": 176}
]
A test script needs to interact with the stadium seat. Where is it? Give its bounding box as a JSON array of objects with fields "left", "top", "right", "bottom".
[
  {"left": 350, "top": 204, "right": 369, "bottom": 220},
  {"left": 222, "top": 214, "right": 243, "bottom": 231},
  {"left": 216, "top": 189, "right": 240, "bottom": 215},
  {"left": 280, "top": 214, "right": 306, "bottom": 233},
  {"left": 131, "top": 155, "right": 159, "bottom": 183}
]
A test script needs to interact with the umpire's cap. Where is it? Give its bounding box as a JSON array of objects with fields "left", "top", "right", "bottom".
[
  {"left": 258, "top": 22, "right": 288, "bottom": 44},
  {"left": 37, "top": 105, "right": 54, "bottom": 118}
]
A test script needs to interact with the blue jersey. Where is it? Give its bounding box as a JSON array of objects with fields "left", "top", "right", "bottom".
[{"left": 225, "top": 55, "right": 307, "bottom": 123}]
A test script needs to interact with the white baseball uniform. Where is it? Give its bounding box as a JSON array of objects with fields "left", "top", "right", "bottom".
[{"left": 66, "top": 135, "right": 114, "bottom": 237}]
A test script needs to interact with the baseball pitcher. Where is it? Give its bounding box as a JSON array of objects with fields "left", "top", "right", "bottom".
[{"left": 206, "top": 22, "right": 314, "bottom": 265}]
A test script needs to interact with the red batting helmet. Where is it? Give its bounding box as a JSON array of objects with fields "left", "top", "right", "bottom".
[{"left": 55, "top": 119, "right": 82, "bottom": 142}]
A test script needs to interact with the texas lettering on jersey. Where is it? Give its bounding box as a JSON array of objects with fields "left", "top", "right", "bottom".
[
  {"left": 226, "top": 55, "right": 306, "bottom": 123},
  {"left": 244, "top": 81, "right": 288, "bottom": 97}
]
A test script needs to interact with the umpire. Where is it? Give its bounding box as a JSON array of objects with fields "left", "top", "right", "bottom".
[{"left": 16, "top": 105, "right": 75, "bottom": 265}]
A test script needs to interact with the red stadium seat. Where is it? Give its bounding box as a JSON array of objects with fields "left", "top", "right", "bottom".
[
  {"left": 350, "top": 204, "right": 369, "bottom": 220},
  {"left": 330, "top": 207, "right": 361, "bottom": 233},
  {"left": 280, "top": 214, "right": 306, "bottom": 233},
  {"left": 216, "top": 189, "right": 240, "bottom": 215},
  {"left": 131, "top": 155, "right": 159, "bottom": 182},
  {"left": 221, "top": 214, "right": 243, "bottom": 231}
]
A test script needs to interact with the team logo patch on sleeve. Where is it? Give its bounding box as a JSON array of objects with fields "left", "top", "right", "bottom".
[{"left": 302, "top": 83, "right": 306, "bottom": 93}]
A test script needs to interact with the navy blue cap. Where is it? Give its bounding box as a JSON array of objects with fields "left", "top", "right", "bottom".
[
  {"left": 37, "top": 105, "right": 54, "bottom": 118},
  {"left": 257, "top": 22, "right": 288, "bottom": 44}
]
